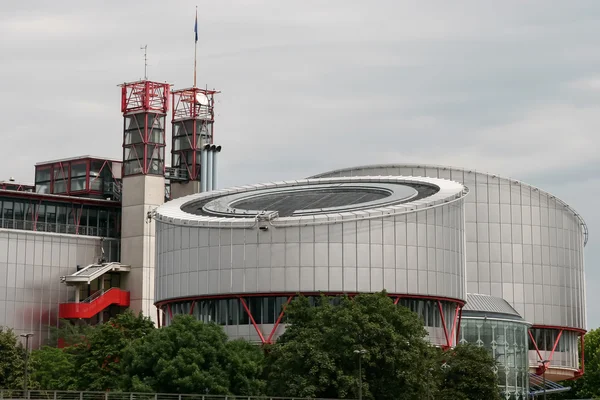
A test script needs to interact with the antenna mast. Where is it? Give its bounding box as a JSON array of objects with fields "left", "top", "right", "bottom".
[
  {"left": 194, "top": 6, "right": 198, "bottom": 88},
  {"left": 141, "top": 44, "right": 148, "bottom": 80}
]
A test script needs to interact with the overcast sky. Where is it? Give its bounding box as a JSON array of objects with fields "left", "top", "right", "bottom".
[{"left": 1, "top": 1, "right": 598, "bottom": 327}]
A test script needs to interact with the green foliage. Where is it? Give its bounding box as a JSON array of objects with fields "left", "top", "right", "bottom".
[
  {"left": 0, "top": 327, "right": 24, "bottom": 389},
  {"left": 438, "top": 344, "right": 501, "bottom": 400},
  {"left": 68, "top": 310, "right": 155, "bottom": 391},
  {"left": 48, "top": 320, "right": 93, "bottom": 347},
  {"left": 122, "top": 315, "right": 265, "bottom": 395},
  {"left": 265, "top": 292, "right": 438, "bottom": 400},
  {"left": 30, "top": 347, "right": 77, "bottom": 390}
]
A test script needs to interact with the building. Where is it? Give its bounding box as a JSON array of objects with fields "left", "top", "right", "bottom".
[
  {"left": 153, "top": 164, "right": 588, "bottom": 398},
  {"left": 0, "top": 77, "right": 588, "bottom": 398},
  {"left": 0, "top": 78, "right": 223, "bottom": 347},
  {"left": 312, "top": 165, "right": 587, "bottom": 383}
]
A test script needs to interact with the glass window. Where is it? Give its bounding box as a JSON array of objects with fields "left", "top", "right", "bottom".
[
  {"left": 99, "top": 209, "right": 108, "bottom": 236},
  {"left": 46, "top": 205, "right": 56, "bottom": 225},
  {"left": 71, "top": 162, "right": 87, "bottom": 177},
  {"left": 13, "top": 201, "right": 24, "bottom": 222},
  {"left": 56, "top": 206, "right": 67, "bottom": 225},
  {"left": 71, "top": 177, "right": 87, "bottom": 191},
  {"left": 53, "top": 180, "right": 67, "bottom": 194},
  {"left": 36, "top": 204, "right": 45, "bottom": 226},
  {"left": 88, "top": 209, "right": 97, "bottom": 231}
]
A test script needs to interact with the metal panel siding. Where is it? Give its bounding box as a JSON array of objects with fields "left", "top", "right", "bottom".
[
  {"left": 0, "top": 230, "right": 108, "bottom": 349},
  {"left": 155, "top": 201, "right": 466, "bottom": 303}
]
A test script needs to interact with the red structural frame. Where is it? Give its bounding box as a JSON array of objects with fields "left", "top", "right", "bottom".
[
  {"left": 528, "top": 324, "right": 586, "bottom": 379},
  {"left": 155, "top": 292, "right": 464, "bottom": 347},
  {"left": 0, "top": 182, "right": 34, "bottom": 192},
  {"left": 34, "top": 157, "right": 121, "bottom": 198},
  {"left": 170, "top": 87, "right": 219, "bottom": 181},
  {"left": 120, "top": 80, "right": 170, "bottom": 177}
]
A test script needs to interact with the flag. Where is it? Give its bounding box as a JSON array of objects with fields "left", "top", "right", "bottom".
[{"left": 194, "top": 10, "right": 198, "bottom": 42}]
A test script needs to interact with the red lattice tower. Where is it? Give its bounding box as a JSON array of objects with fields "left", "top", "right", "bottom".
[
  {"left": 120, "top": 80, "right": 170, "bottom": 176},
  {"left": 171, "top": 87, "right": 219, "bottom": 181}
]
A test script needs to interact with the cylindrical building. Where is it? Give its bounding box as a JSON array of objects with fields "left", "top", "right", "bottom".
[
  {"left": 312, "top": 164, "right": 588, "bottom": 381},
  {"left": 154, "top": 176, "right": 468, "bottom": 347}
]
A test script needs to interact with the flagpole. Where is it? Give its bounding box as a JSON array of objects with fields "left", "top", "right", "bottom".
[{"left": 194, "top": 6, "right": 198, "bottom": 88}]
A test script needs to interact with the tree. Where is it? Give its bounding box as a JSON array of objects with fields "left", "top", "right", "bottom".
[
  {"left": 265, "top": 292, "right": 438, "bottom": 400},
  {"left": 438, "top": 344, "right": 501, "bottom": 400},
  {"left": 48, "top": 320, "right": 93, "bottom": 348},
  {"left": 30, "top": 347, "right": 77, "bottom": 390},
  {"left": 68, "top": 310, "right": 155, "bottom": 391},
  {"left": 121, "top": 315, "right": 265, "bottom": 395},
  {"left": 225, "top": 339, "right": 266, "bottom": 396},
  {"left": 0, "top": 328, "right": 25, "bottom": 390}
]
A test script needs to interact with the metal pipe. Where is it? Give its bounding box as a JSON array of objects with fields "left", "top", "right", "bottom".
[
  {"left": 200, "top": 146, "right": 208, "bottom": 192},
  {"left": 21, "top": 333, "right": 33, "bottom": 398},
  {"left": 212, "top": 145, "right": 221, "bottom": 190},
  {"left": 206, "top": 146, "right": 214, "bottom": 191}
]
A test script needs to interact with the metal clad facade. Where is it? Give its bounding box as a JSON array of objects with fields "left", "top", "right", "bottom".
[
  {"left": 312, "top": 165, "right": 586, "bottom": 330},
  {"left": 0, "top": 230, "right": 108, "bottom": 348},
  {"left": 155, "top": 199, "right": 466, "bottom": 302},
  {"left": 312, "top": 164, "right": 587, "bottom": 373}
]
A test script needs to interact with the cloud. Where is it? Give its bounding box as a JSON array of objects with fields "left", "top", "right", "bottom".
[{"left": 1, "top": 0, "right": 599, "bottom": 327}]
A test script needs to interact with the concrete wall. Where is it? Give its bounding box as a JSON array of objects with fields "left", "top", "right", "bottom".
[{"left": 120, "top": 174, "right": 164, "bottom": 323}]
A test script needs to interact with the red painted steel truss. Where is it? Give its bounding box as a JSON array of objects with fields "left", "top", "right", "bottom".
[
  {"left": 156, "top": 293, "right": 464, "bottom": 347},
  {"left": 121, "top": 80, "right": 170, "bottom": 177},
  {"left": 528, "top": 325, "right": 586, "bottom": 379},
  {"left": 121, "top": 80, "right": 169, "bottom": 114},
  {"left": 170, "top": 87, "right": 219, "bottom": 181},
  {"left": 35, "top": 158, "right": 121, "bottom": 197}
]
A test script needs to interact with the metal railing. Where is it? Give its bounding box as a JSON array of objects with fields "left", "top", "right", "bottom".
[
  {"left": 0, "top": 219, "right": 111, "bottom": 238},
  {"left": 164, "top": 167, "right": 189, "bottom": 181},
  {"left": 0, "top": 391, "right": 346, "bottom": 400}
]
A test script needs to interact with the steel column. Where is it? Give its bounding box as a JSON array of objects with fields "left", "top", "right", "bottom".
[
  {"left": 437, "top": 300, "right": 451, "bottom": 349},
  {"left": 266, "top": 296, "right": 294, "bottom": 344},
  {"left": 238, "top": 297, "right": 266, "bottom": 344}
]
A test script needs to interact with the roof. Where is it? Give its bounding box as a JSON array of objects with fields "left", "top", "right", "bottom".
[
  {"left": 462, "top": 293, "right": 524, "bottom": 320},
  {"left": 35, "top": 155, "right": 122, "bottom": 166},
  {"left": 154, "top": 176, "right": 468, "bottom": 229}
]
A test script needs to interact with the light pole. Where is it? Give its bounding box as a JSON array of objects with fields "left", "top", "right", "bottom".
[
  {"left": 537, "top": 359, "right": 549, "bottom": 400},
  {"left": 354, "top": 349, "right": 367, "bottom": 400},
  {"left": 20, "top": 333, "right": 34, "bottom": 398}
]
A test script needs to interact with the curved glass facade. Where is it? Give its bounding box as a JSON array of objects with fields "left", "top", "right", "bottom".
[
  {"left": 159, "top": 295, "right": 460, "bottom": 346},
  {"left": 459, "top": 317, "right": 530, "bottom": 399}
]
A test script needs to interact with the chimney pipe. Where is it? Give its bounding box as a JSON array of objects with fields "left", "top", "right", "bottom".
[
  {"left": 212, "top": 145, "right": 221, "bottom": 190},
  {"left": 206, "top": 145, "right": 214, "bottom": 191},
  {"left": 200, "top": 145, "right": 208, "bottom": 192}
]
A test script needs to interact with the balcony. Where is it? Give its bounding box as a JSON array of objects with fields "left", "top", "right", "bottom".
[{"left": 59, "top": 288, "right": 130, "bottom": 319}]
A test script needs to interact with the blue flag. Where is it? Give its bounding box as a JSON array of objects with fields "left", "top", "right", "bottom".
[{"left": 194, "top": 11, "right": 198, "bottom": 42}]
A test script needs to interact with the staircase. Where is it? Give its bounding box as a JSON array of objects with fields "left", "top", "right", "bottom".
[{"left": 59, "top": 288, "right": 130, "bottom": 319}]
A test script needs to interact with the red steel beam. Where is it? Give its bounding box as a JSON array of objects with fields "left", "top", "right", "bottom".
[
  {"left": 448, "top": 305, "right": 461, "bottom": 348},
  {"left": 238, "top": 297, "right": 266, "bottom": 344},
  {"left": 437, "top": 300, "right": 451, "bottom": 349},
  {"left": 455, "top": 306, "right": 463, "bottom": 345},
  {"left": 266, "top": 296, "right": 294, "bottom": 344},
  {"left": 189, "top": 301, "right": 196, "bottom": 315},
  {"left": 581, "top": 334, "right": 585, "bottom": 375},
  {"left": 155, "top": 292, "right": 465, "bottom": 308},
  {"left": 528, "top": 330, "right": 544, "bottom": 363}
]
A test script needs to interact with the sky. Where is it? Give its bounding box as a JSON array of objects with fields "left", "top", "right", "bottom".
[{"left": 0, "top": 1, "right": 598, "bottom": 326}]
